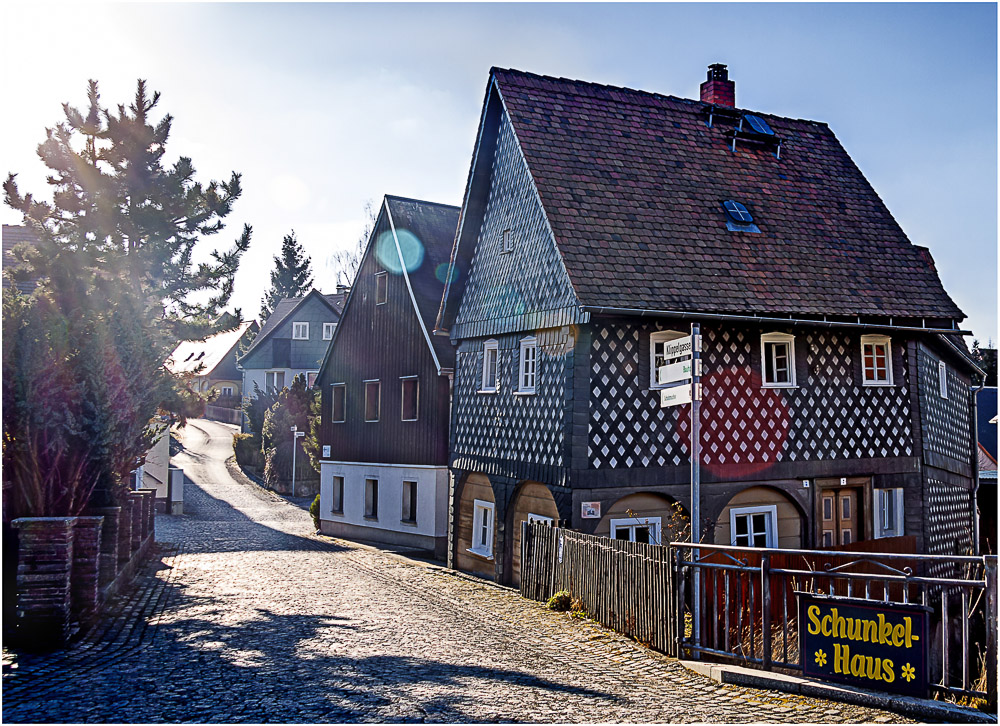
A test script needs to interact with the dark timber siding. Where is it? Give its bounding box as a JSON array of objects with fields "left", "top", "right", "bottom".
[{"left": 318, "top": 211, "right": 449, "bottom": 466}]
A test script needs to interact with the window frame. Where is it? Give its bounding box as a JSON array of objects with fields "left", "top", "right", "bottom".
[
  {"left": 649, "top": 329, "right": 689, "bottom": 390},
  {"left": 322, "top": 322, "right": 335, "bottom": 340},
  {"left": 401, "top": 480, "right": 418, "bottom": 524},
  {"left": 364, "top": 379, "right": 380, "bottom": 422},
  {"left": 330, "top": 475, "right": 344, "bottom": 515},
  {"left": 501, "top": 229, "right": 514, "bottom": 254},
  {"left": 760, "top": 332, "right": 796, "bottom": 388},
  {"left": 292, "top": 321, "right": 309, "bottom": 340},
  {"left": 400, "top": 376, "right": 419, "bottom": 421},
  {"left": 468, "top": 499, "right": 495, "bottom": 559},
  {"left": 220, "top": 386, "right": 234, "bottom": 397},
  {"left": 874, "top": 488, "right": 905, "bottom": 539},
  {"left": 265, "top": 370, "right": 286, "bottom": 392},
  {"left": 364, "top": 478, "right": 379, "bottom": 519},
  {"left": 517, "top": 336, "right": 538, "bottom": 394},
  {"left": 480, "top": 339, "right": 499, "bottom": 393},
  {"left": 375, "top": 271, "right": 388, "bottom": 305},
  {"left": 860, "top": 334, "right": 893, "bottom": 386},
  {"left": 330, "top": 383, "right": 346, "bottom": 423},
  {"left": 730, "top": 505, "right": 778, "bottom": 548},
  {"left": 938, "top": 360, "right": 948, "bottom": 399},
  {"left": 609, "top": 516, "right": 662, "bottom": 545}
]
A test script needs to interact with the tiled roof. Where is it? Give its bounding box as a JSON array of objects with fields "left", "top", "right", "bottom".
[
  {"left": 166, "top": 321, "right": 257, "bottom": 378},
  {"left": 2, "top": 225, "right": 41, "bottom": 294},
  {"left": 385, "top": 196, "right": 460, "bottom": 367},
  {"left": 240, "top": 289, "right": 342, "bottom": 359},
  {"left": 491, "top": 68, "right": 964, "bottom": 321}
]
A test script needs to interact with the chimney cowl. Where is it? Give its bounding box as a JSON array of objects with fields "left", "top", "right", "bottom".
[{"left": 700, "top": 63, "right": 736, "bottom": 108}]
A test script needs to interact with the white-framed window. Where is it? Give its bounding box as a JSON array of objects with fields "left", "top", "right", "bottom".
[
  {"left": 469, "top": 499, "right": 495, "bottom": 558},
  {"left": 730, "top": 505, "right": 778, "bottom": 548},
  {"left": 292, "top": 321, "right": 309, "bottom": 340},
  {"left": 375, "top": 271, "right": 388, "bottom": 305},
  {"left": 875, "top": 488, "right": 905, "bottom": 538},
  {"left": 518, "top": 336, "right": 537, "bottom": 394},
  {"left": 220, "top": 386, "right": 234, "bottom": 397},
  {"left": 364, "top": 380, "right": 380, "bottom": 422},
  {"left": 481, "top": 339, "right": 499, "bottom": 393},
  {"left": 761, "top": 332, "right": 796, "bottom": 388},
  {"left": 938, "top": 360, "right": 948, "bottom": 399},
  {"left": 323, "top": 322, "right": 336, "bottom": 340},
  {"left": 265, "top": 370, "right": 286, "bottom": 392},
  {"left": 610, "top": 516, "right": 661, "bottom": 545},
  {"left": 401, "top": 376, "right": 419, "bottom": 421},
  {"left": 401, "top": 480, "right": 418, "bottom": 523},
  {"left": 330, "top": 475, "right": 344, "bottom": 514},
  {"left": 364, "top": 478, "right": 379, "bottom": 519},
  {"left": 501, "top": 229, "right": 514, "bottom": 254},
  {"left": 331, "top": 384, "right": 346, "bottom": 423},
  {"left": 527, "top": 513, "right": 554, "bottom": 526},
  {"left": 861, "top": 335, "right": 893, "bottom": 386},
  {"left": 650, "top": 330, "right": 689, "bottom": 389}
]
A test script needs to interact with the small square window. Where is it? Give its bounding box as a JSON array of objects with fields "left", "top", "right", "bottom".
[
  {"left": 401, "top": 377, "right": 418, "bottom": 421},
  {"left": 292, "top": 322, "right": 309, "bottom": 340},
  {"left": 938, "top": 360, "right": 948, "bottom": 399},
  {"left": 730, "top": 505, "right": 777, "bottom": 548},
  {"left": 364, "top": 478, "right": 379, "bottom": 519},
  {"left": 364, "top": 380, "right": 380, "bottom": 422},
  {"left": 761, "top": 333, "right": 795, "bottom": 387},
  {"left": 861, "top": 335, "right": 892, "bottom": 386},
  {"left": 323, "top": 322, "right": 335, "bottom": 340},
  {"left": 610, "top": 517, "right": 662, "bottom": 545},
  {"left": 401, "top": 480, "right": 417, "bottom": 523},
  {"left": 481, "top": 340, "right": 499, "bottom": 393},
  {"left": 331, "top": 476, "right": 344, "bottom": 514},
  {"left": 220, "top": 386, "right": 234, "bottom": 397},
  {"left": 331, "top": 384, "right": 346, "bottom": 423},
  {"left": 501, "top": 229, "right": 514, "bottom": 254},
  {"left": 375, "top": 272, "right": 388, "bottom": 305},
  {"left": 518, "top": 337, "right": 537, "bottom": 394}
]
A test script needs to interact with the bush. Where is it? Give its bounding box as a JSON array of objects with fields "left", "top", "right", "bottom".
[
  {"left": 309, "top": 494, "right": 321, "bottom": 531},
  {"left": 233, "top": 433, "right": 262, "bottom": 469},
  {"left": 546, "top": 590, "right": 572, "bottom": 611}
]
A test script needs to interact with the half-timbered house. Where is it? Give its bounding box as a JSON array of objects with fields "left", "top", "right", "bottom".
[
  {"left": 315, "top": 196, "right": 459, "bottom": 557},
  {"left": 435, "top": 65, "right": 983, "bottom": 584}
]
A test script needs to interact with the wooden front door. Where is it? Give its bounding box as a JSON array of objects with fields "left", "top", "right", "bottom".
[{"left": 820, "top": 488, "right": 859, "bottom": 547}]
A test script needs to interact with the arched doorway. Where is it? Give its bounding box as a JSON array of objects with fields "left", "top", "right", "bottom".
[{"left": 454, "top": 473, "right": 497, "bottom": 579}]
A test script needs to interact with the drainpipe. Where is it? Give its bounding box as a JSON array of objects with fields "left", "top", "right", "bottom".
[{"left": 971, "top": 376, "right": 986, "bottom": 555}]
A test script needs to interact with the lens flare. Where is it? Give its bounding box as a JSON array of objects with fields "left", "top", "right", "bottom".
[
  {"left": 374, "top": 229, "right": 425, "bottom": 275},
  {"left": 435, "top": 262, "right": 458, "bottom": 285}
]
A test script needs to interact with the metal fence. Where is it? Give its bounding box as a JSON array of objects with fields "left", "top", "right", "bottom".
[
  {"left": 519, "top": 523, "right": 997, "bottom": 706},
  {"left": 670, "top": 542, "right": 997, "bottom": 705}
]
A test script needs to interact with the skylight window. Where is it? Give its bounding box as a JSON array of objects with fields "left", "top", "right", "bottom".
[
  {"left": 722, "top": 200, "right": 753, "bottom": 223},
  {"left": 743, "top": 114, "right": 774, "bottom": 136}
]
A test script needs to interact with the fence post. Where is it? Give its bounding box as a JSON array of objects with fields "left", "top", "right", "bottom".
[
  {"left": 761, "top": 553, "right": 772, "bottom": 671},
  {"left": 520, "top": 520, "right": 529, "bottom": 598},
  {"left": 986, "top": 556, "right": 997, "bottom": 708}
]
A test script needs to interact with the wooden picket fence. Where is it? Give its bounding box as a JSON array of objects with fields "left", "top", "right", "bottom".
[{"left": 519, "top": 522, "right": 674, "bottom": 653}]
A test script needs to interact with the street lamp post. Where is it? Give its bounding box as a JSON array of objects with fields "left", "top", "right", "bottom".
[{"left": 290, "top": 425, "right": 305, "bottom": 497}]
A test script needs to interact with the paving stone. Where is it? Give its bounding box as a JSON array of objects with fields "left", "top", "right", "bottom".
[{"left": 2, "top": 420, "right": 915, "bottom": 723}]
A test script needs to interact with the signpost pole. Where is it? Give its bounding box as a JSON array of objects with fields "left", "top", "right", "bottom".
[{"left": 690, "top": 322, "right": 702, "bottom": 659}]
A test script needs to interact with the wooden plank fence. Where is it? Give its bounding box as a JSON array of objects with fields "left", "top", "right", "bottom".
[{"left": 519, "top": 522, "right": 673, "bottom": 653}]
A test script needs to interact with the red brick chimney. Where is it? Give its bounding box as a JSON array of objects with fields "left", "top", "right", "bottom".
[{"left": 700, "top": 63, "right": 735, "bottom": 107}]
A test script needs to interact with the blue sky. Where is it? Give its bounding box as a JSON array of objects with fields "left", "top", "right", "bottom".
[{"left": 2, "top": 3, "right": 996, "bottom": 342}]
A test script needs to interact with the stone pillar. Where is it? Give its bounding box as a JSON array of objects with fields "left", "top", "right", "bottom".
[
  {"left": 71, "top": 516, "right": 103, "bottom": 626},
  {"left": 128, "top": 493, "right": 144, "bottom": 555},
  {"left": 138, "top": 489, "right": 156, "bottom": 542},
  {"left": 89, "top": 506, "right": 121, "bottom": 590},
  {"left": 11, "top": 517, "right": 76, "bottom": 649},
  {"left": 117, "top": 500, "right": 133, "bottom": 569}
]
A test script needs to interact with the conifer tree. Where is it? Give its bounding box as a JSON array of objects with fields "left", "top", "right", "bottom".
[{"left": 260, "top": 230, "right": 314, "bottom": 320}]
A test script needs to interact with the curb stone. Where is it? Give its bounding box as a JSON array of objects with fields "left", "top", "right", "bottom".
[{"left": 680, "top": 660, "right": 995, "bottom": 724}]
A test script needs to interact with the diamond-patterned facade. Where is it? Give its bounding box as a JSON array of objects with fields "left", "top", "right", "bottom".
[{"left": 917, "top": 346, "right": 973, "bottom": 464}]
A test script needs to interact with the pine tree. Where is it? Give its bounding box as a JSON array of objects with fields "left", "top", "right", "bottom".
[{"left": 260, "top": 230, "right": 314, "bottom": 320}]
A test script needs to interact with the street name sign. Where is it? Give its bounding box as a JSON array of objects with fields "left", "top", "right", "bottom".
[
  {"left": 661, "top": 335, "right": 692, "bottom": 360},
  {"left": 660, "top": 384, "right": 692, "bottom": 408},
  {"left": 657, "top": 359, "right": 693, "bottom": 385}
]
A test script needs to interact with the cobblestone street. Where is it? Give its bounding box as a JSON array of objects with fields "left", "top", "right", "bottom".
[{"left": 3, "top": 419, "right": 912, "bottom": 723}]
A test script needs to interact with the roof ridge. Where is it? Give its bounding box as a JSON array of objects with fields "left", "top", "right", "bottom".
[
  {"left": 385, "top": 194, "right": 460, "bottom": 211},
  {"left": 491, "top": 66, "right": 830, "bottom": 128}
]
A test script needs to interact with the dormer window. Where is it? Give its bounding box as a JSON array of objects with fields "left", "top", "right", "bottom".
[{"left": 722, "top": 200, "right": 761, "bottom": 233}]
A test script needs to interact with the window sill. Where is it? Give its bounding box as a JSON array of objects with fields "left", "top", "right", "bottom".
[
  {"left": 466, "top": 547, "right": 494, "bottom": 561},
  {"left": 363, "top": 515, "right": 379, "bottom": 521},
  {"left": 862, "top": 381, "right": 894, "bottom": 387},
  {"left": 400, "top": 519, "right": 418, "bottom": 527},
  {"left": 364, "top": 419, "right": 379, "bottom": 423},
  {"left": 513, "top": 390, "right": 536, "bottom": 396},
  {"left": 330, "top": 511, "right": 344, "bottom": 517},
  {"left": 477, "top": 389, "right": 498, "bottom": 395},
  {"left": 761, "top": 384, "right": 797, "bottom": 390},
  {"left": 401, "top": 417, "right": 418, "bottom": 422}
]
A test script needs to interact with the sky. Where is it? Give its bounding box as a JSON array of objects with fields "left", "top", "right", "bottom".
[{"left": 2, "top": 3, "right": 996, "bottom": 343}]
